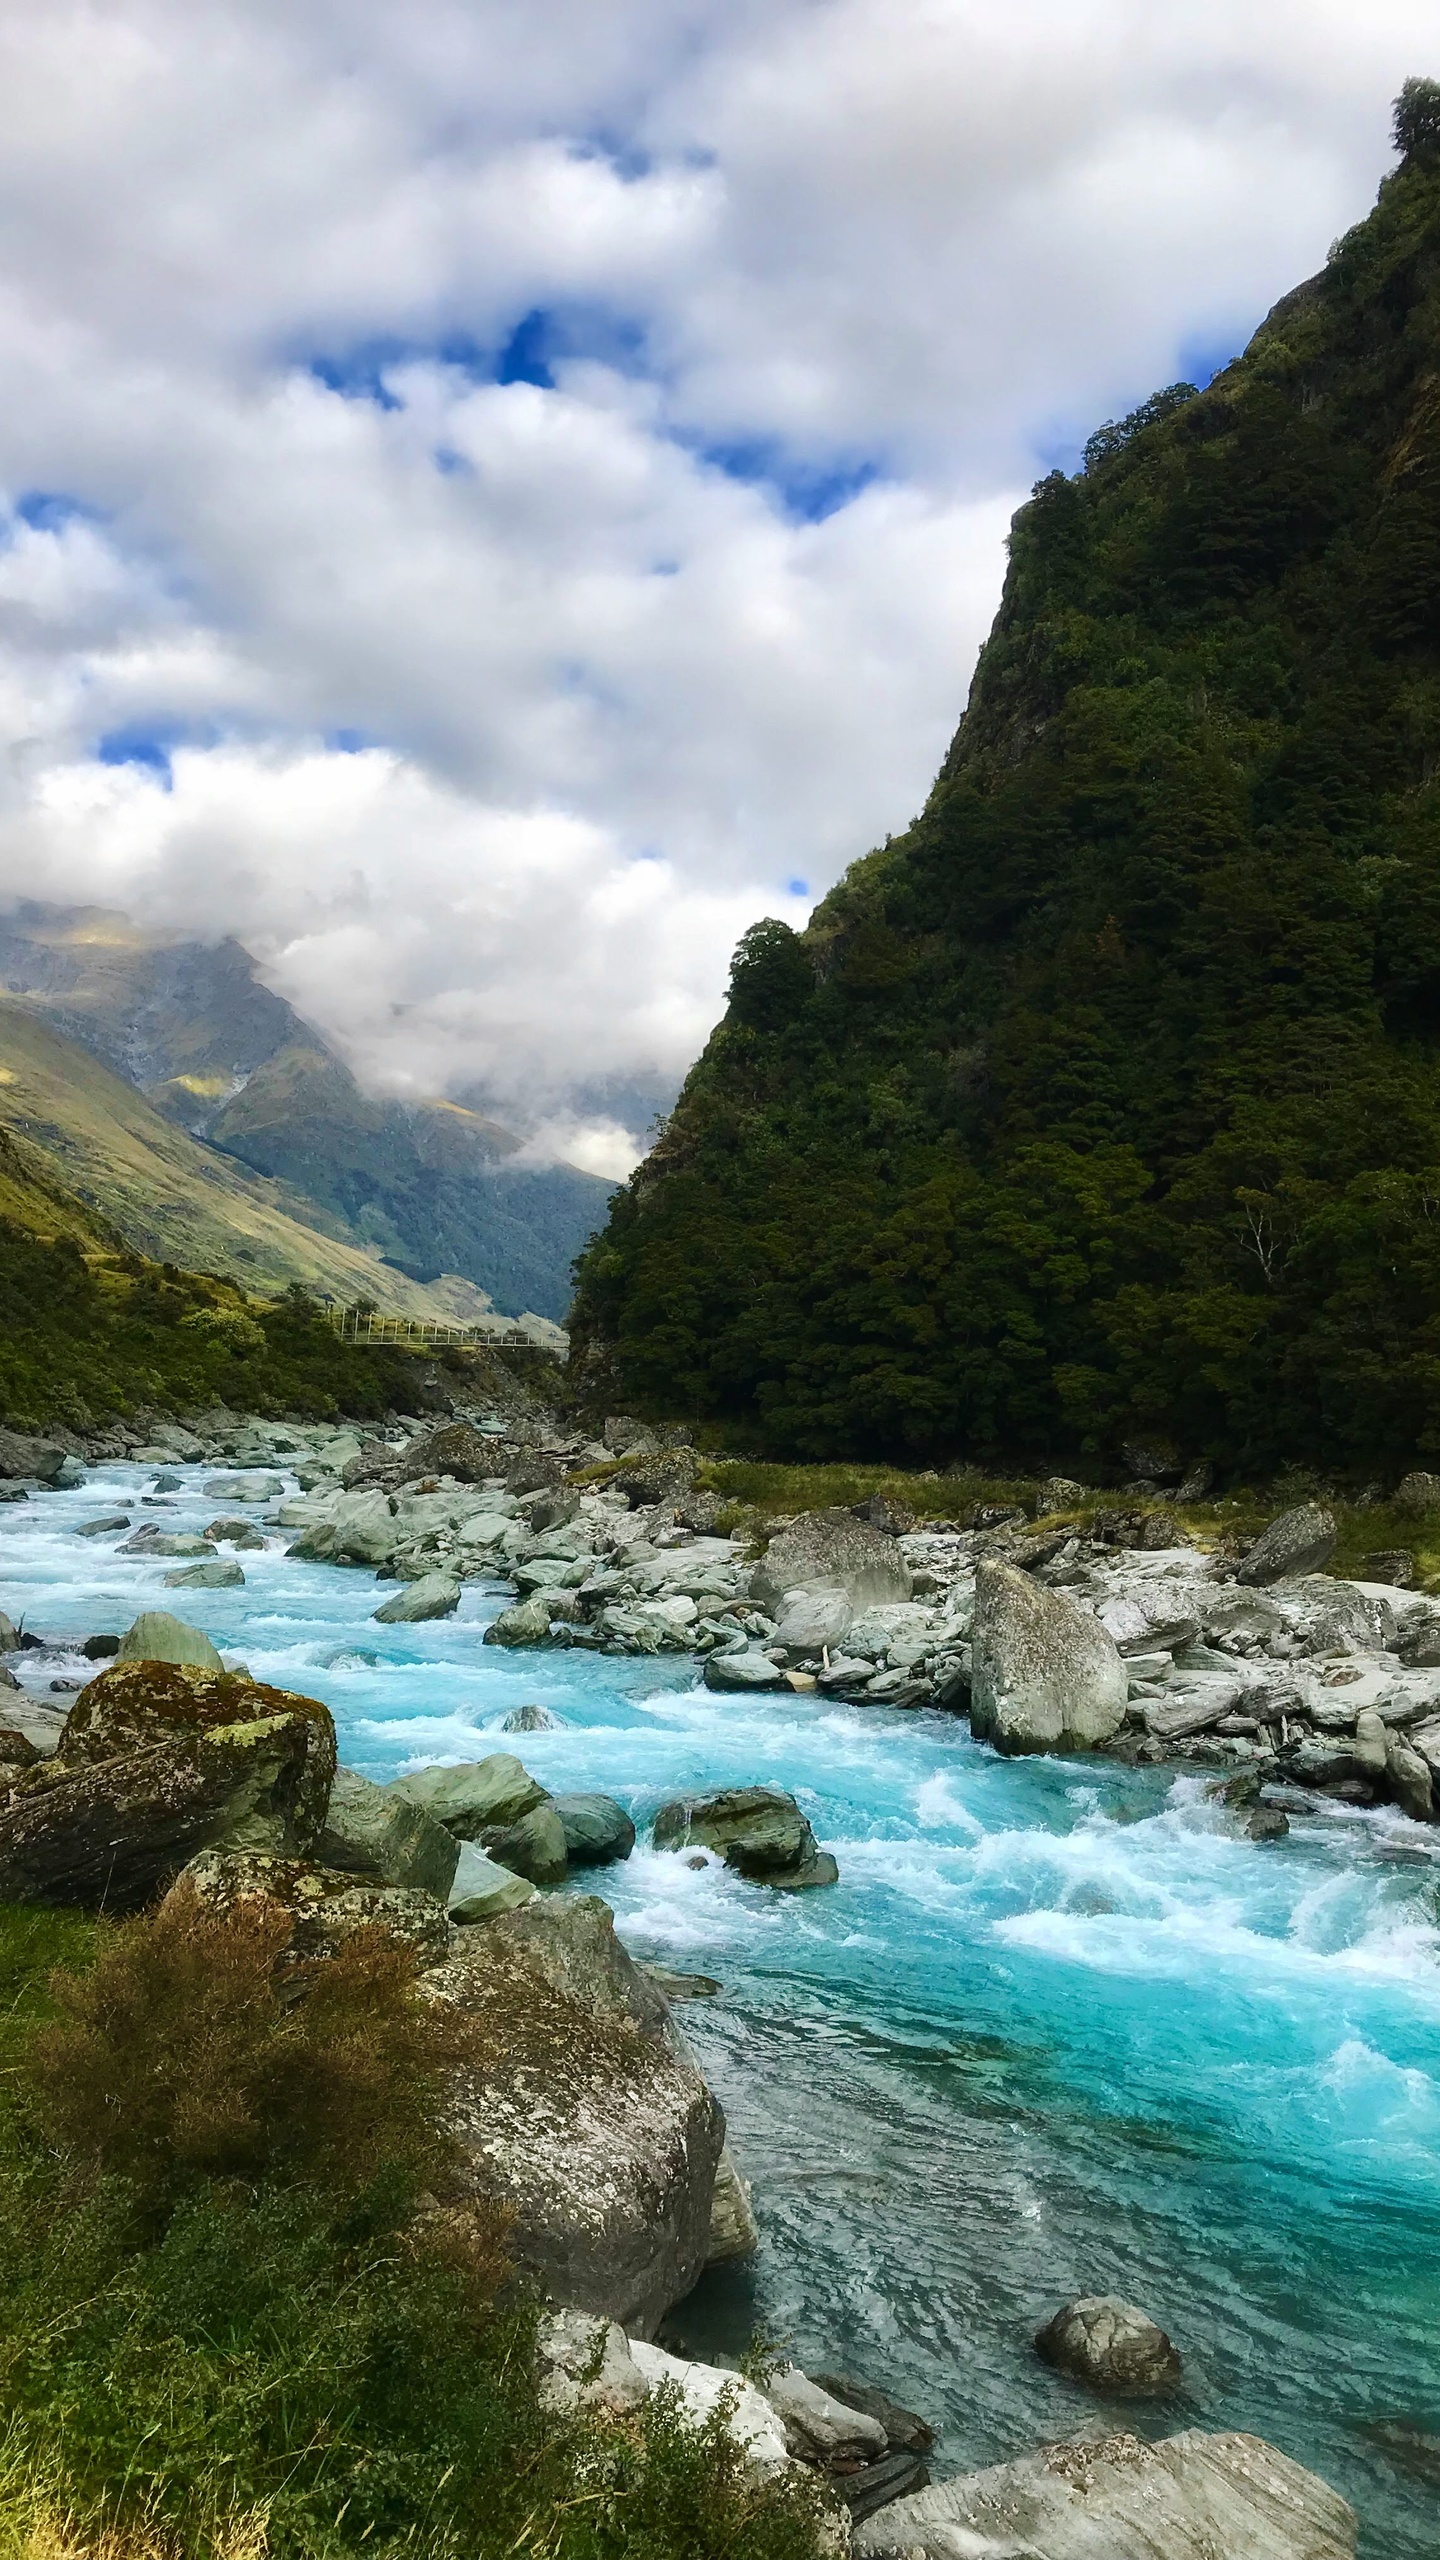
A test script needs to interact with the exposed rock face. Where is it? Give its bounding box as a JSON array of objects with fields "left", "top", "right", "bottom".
[
  {"left": 389, "top": 1754, "right": 546, "bottom": 1838},
  {"left": 174, "top": 1848, "right": 451, "bottom": 1966},
  {"left": 706, "top": 2143, "right": 759, "bottom": 2264},
  {"left": 970, "top": 1561, "right": 1128, "bottom": 1756},
  {"left": 114, "top": 1611, "right": 224, "bottom": 1672},
  {"left": 63, "top": 1660, "right": 336, "bottom": 1850},
  {"left": 553, "top": 1792, "right": 635, "bottom": 1865},
  {"left": 652, "top": 1786, "right": 838, "bottom": 1888},
  {"left": 1035, "top": 2295, "right": 1182, "bottom": 2392},
  {"left": 318, "top": 1763, "right": 460, "bottom": 1899},
  {"left": 431, "top": 1895, "right": 725, "bottom": 2335},
  {"left": 752, "top": 1509, "right": 912, "bottom": 1616},
  {"left": 853, "top": 2428, "right": 1356, "bottom": 2560},
  {"left": 0, "top": 1711, "right": 323, "bottom": 1911},
  {"left": 1236, "top": 1503, "right": 1337, "bottom": 1586},
  {"left": 373, "top": 1572, "right": 461, "bottom": 1623}
]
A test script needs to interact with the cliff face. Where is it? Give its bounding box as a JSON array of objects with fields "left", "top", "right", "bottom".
[{"left": 573, "top": 141, "right": 1440, "bottom": 1472}]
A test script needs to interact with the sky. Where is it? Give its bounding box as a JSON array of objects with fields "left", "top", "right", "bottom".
[{"left": 0, "top": 2, "right": 1431, "bottom": 1177}]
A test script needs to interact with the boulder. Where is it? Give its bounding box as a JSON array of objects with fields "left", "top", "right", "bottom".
[
  {"left": 202, "top": 1473, "right": 285, "bottom": 1501},
  {"left": 610, "top": 1447, "right": 700, "bottom": 1508},
  {"left": 449, "top": 1849, "right": 537, "bottom": 1922},
  {"left": 61, "top": 1659, "right": 337, "bottom": 1849},
  {"left": 1385, "top": 1730, "right": 1435, "bottom": 1821},
  {"left": 173, "top": 1849, "right": 451, "bottom": 1967},
  {"left": 288, "top": 1490, "right": 400, "bottom": 1568},
  {"left": 552, "top": 1793, "right": 635, "bottom": 1865},
  {"left": 0, "top": 1616, "right": 19, "bottom": 1654},
  {"left": 483, "top": 1592, "right": 553, "bottom": 1648},
  {"left": 121, "top": 1530, "right": 216, "bottom": 1557},
  {"left": 1037, "top": 1477, "right": 1089, "bottom": 1515},
  {"left": 772, "top": 1583, "right": 855, "bottom": 1653},
  {"left": 1395, "top": 1471, "right": 1440, "bottom": 1513},
  {"left": 76, "top": 1514, "right": 131, "bottom": 1539},
  {"left": 1236, "top": 1503, "right": 1337, "bottom": 1585},
  {"left": 114, "top": 1612, "right": 224, "bottom": 1673},
  {"left": 481, "top": 1802, "right": 569, "bottom": 1885},
  {"left": 702, "top": 1647, "right": 785, "bottom": 1691},
  {"left": 393, "top": 1422, "right": 502, "bottom": 1485},
  {"left": 853, "top": 2430, "right": 1356, "bottom": 2560},
  {"left": 970, "top": 1561, "right": 1127, "bottom": 1756},
  {"left": 537, "top": 2309, "right": 650, "bottom": 2419},
  {"left": 1035, "top": 2295, "right": 1182, "bottom": 2392},
  {"left": 0, "top": 1711, "right": 326, "bottom": 1911},
  {"left": 373, "top": 1572, "right": 461, "bottom": 1624},
  {"left": 652, "top": 1786, "right": 838, "bottom": 1889},
  {"left": 205, "top": 1518, "right": 267, "bottom": 1549},
  {"left": 319, "top": 1763, "right": 460, "bottom": 1898},
  {"left": 706, "top": 2142, "right": 759, "bottom": 2264},
  {"left": 502, "top": 1702, "right": 566, "bottom": 1732},
  {"left": 0, "top": 1427, "right": 67, "bottom": 1483},
  {"left": 810, "top": 2378, "right": 936, "bottom": 2455},
  {"left": 765, "top": 2366, "right": 887, "bottom": 2464},
  {"left": 752, "top": 1509, "right": 911, "bottom": 1616},
  {"left": 429, "top": 1894, "right": 725, "bottom": 2335},
  {"left": 165, "top": 1559, "right": 245, "bottom": 1589},
  {"left": 389, "top": 1753, "right": 546, "bottom": 1838},
  {"left": 1363, "top": 1547, "right": 1415, "bottom": 1587}
]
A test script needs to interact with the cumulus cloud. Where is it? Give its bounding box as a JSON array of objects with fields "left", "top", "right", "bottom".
[{"left": 0, "top": 0, "right": 1429, "bottom": 1153}]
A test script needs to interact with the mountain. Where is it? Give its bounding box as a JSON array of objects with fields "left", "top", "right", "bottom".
[
  {"left": 0, "top": 906, "right": 611, "bottom": 1320},
  {"left": 0, "top": 997, "right": 507, "bottom": 1321},
  {"left": 572, "top": 111, "right": 1440, "bottom": 1476}
]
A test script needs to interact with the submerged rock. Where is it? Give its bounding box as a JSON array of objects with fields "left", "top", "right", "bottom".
[
  {"left": 1035, "top": 2294, "right": 1182, "bottom": 2392},
  {"left": 431, "top": 1894, "right": 725, "bottom": 2335},
  {"left": 652, "top": 1785, "right": 838, "bottom": 1888},
  {"left": 503, "top": 1701, "right": 566, "bottom": 1732},
  {"left": 970, "top": 1561, "right": 1127, "bottom": 1756},
  {"left": 853, "top": 2428, "right": 1356, "bottom": 2560}
]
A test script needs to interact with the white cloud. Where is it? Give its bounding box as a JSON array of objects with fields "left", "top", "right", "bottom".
[{"left": 0, "top": 0, "right": 1430, "bottom": 1149}]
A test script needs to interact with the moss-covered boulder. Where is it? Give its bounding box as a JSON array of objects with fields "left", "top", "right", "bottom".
[
  {"left": 63, "top": 1660, "right": 336, "bottom": 1849},
  {"left": 173, "top": 1848, "right": 451, "bottom": 1967}
]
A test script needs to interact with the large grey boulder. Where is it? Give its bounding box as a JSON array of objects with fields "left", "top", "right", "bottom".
[
  {"left": 288, "top": 1490, "right": 400, "bottom": 1568},
  {"left": 772, "top": 1584, "right": 855, "bottom": 1654},
  {"left": 430, "top": 1894, "right": 725, "bottom": 2335},
  {"left": 1236, "top": 1503, "right": 1337, "bottom": 1585},
  {"left": 703, "top": 1649, "right": 786, "bottom": 1691},
  {"left": 203, "top": 1473, "right": 285, "bottom": 1501},
  {"left": 752, "top": 1509, "right": 911, "bottom": 1616},
  {"left": 1035, "top": 2295, "right": 1182, "bottom": 2392},
  {"left": 854, "top": 2428, "right": 1355, "bottom": 2560},
  {"left": 389, "top": 1752, "right": 546, "bottom": 1837},
  {"left": 373, "top": 1572, "right": 461, "bottom": 1624},
  {"left": 165, "top": 1559, "right": 245, "bottom": 1589},
  {"left": 765, "top": 2366, "right": 887, "bottom": 2464},
  {"left": 319, "top": 1763, "right": 460, "bottom": 1898},
  {"left": 482, "top": 1801, "right": 569, "bottom": 1884},
  {"left": 970, "top": 1561, "right": 1127, "bottom": 1756},
  {"left": 553, "top": 1791, "right": 635, "bottom": 1865},
  {"left": 115, "top": 1612, "right": 224, "bottom": 1673},
  {"left": 1394, "top": 1471, "right": 1440, "bottom": 1513},
  {"left": 0, "top": 1427, "right": 67, "bottom": 1482},
  {"left": 449, "top": 1847, "right": 537, "bottom": 1921},
  {"left": 652, "top": 1786, "right": 838, "bottom": 1888},
  {"left": 483, "top": 1591, "right": 553, "bottom": 1648}
]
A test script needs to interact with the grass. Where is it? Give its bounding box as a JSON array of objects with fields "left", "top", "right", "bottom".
[{"left": 0, "top": 1902, "right": 831, "bottom": 2560}]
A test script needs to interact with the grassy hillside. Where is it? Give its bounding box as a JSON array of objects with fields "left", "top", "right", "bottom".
[
  {"left": 0, "top": 905, "right": 611, "bottom": 1322},
  {"left": 573, "top": 105, "right": 1440, "bottom": 1479},
  {"left": 0, "top": 998, "right": 496, "bottom": 1322}
]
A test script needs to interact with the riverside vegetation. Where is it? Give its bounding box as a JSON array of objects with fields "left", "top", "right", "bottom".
[{"left": 572, "top": 86, "right": 1440, "bottom": 1481}]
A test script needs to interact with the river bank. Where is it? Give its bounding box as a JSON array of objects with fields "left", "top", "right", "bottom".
[{"left": 0, "top": 1437, "right": 1435, "bottom": 2553}]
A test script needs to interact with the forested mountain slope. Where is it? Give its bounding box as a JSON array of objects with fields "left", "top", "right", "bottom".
[{"left": 573, "top": 102, "right": 1440, "bottom": 1474}]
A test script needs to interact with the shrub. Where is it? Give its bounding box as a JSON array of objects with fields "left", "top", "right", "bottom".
[{"left": 27, "top": 1885, "right": 463, "bottom": 2218}]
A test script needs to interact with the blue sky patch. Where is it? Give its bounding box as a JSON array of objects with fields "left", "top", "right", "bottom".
[
  {"left": 14, "top": 490, "right": 102, "bottom": 535},
  {"left": 96, "top": 725, "right": 179, "bottom": 786},
  {"left": 685, "top": 437, "right": 882, "bottom": 523}
]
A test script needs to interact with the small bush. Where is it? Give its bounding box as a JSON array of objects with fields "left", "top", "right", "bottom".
[{"left": 28, "top": 1885, "right": 462, "bottom": 2217}]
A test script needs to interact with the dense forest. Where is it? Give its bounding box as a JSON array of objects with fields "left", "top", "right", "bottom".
[{"left": 571, "top": 90, "right": 1440, "bottom": 1477}]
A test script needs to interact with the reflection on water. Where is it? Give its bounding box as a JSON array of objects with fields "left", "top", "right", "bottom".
[{"left": 5, "top": 1463, "right": 1440, "bottom": 2556}]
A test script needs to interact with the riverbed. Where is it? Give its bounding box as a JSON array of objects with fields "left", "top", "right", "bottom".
[{"left": 5, "top": 1461, "right": 1439, "bottom": 2555}]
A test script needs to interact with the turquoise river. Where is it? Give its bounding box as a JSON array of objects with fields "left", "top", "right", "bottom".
[{"left": 3, "top": 1462, "right": 1438, "bottom": 2555}]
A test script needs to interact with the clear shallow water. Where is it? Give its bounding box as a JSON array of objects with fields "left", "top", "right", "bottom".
[{"left": 6, "top": 1463, "right": 1440, "bottom": 2553}]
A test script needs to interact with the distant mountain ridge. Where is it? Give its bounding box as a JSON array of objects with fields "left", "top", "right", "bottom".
[{"left": 0, "top": 905, "right": 611, "bottom": 1321}]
